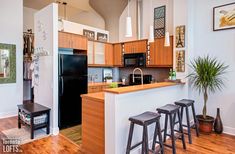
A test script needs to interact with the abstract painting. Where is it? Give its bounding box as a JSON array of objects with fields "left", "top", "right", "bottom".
[
  {"left": 154, "top": 6, "right": 166, "bottom": 38},
  {"left": 213, "top": 2, "right": 235, "bottom": 31}
]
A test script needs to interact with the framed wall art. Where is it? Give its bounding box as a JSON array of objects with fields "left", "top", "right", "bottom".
[
  {"left": 154, "top": 6, "right": 166, "bottom": 38},
  {"left": 97, "top": 32, "right": 108, "bottom": 42},
  {"left": 175, "top": 25, "right": 185, "bottom": 48},
  {"left": 213, "top": 2, "right": 235, "bottom": 31},
  {"left": 176, "top": 50, "right": 185, "bottom": 72},
  {"left": 83, "top": 29, "right": 95, "bottom": 40}
]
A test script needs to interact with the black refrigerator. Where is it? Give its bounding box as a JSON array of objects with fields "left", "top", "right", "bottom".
[{"left": 58, "top": 53, "right": 88, "bottom": 129}]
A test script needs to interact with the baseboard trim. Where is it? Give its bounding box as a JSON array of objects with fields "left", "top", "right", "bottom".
[
  {"left": 52, "top": 127, "right": 59, "bottom": 135},
  {"left": 223, "top": 126, "right": 235, "bottom": 136},
  {"left": 0, "top": 111, "right": 17, "bottom": 119}
]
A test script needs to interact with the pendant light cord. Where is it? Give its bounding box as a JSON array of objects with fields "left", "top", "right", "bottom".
[{"left": 128, "top": 0, "right": 130, "bottom": 17}]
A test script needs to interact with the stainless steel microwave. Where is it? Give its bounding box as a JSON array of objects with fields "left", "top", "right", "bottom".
[{"left": 124, "top": 53, "right": 146, "bottom": 67}]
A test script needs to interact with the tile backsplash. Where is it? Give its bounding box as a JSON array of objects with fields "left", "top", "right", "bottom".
[
  {"left": 119, "top": 68, "right": 170, "bottom": 83},
  {"left": 88, "top": 67, "right": 119, "bottom": 82},
  {"left": 88, "top": 67, "right": 169, "bottom": 83}
]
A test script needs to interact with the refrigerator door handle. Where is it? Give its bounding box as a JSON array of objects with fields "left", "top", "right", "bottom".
[
  {"left": 61, "top": 77, "right": 64, "bottom": 96},
  {"left": 61, "top": 55, "right": 64, "bottom": 75}
]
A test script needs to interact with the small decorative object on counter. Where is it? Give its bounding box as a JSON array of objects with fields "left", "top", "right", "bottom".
[
  {"left": 172, "top": 70, "right": 176, "bottom": 80},
  {"left": 105, "top": 76, "right": 113, "bottom": 83},
  {"left": 169, "top": 69, "right": 173, "bottom": 80},
  {"left": 214, "top": 108, "right": 223, "bottom": 134}
]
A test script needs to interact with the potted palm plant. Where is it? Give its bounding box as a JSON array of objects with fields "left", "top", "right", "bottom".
[{"left": 188, "top": 55, "right": 228, "bottom": 134}]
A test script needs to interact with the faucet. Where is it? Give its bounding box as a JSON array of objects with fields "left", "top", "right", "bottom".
[{"left": 132, "top": 68, "right": 143, "bottom": 85}]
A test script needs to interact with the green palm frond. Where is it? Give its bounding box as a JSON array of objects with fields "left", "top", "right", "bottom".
[
  {"left": 187, "top": 55, "right": 228, "bottom": 119},
  {"left": 188, "top": 55, "right": 228, "bottom": 94}
]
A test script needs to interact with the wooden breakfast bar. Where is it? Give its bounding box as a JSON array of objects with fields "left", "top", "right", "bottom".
[{"left": 81, "top": 82, "right": 186, "bottom": 154}]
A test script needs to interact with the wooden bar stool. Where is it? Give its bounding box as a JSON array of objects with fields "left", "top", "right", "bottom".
[
  {"left": 126, "top": 111, "right": 164, "bottom": 154},
  {"left": 175, "top": 99, "right": 199, "bottom": 144},
  {"left": 157, "top": 104, "right": 186, "bottom": 154}
]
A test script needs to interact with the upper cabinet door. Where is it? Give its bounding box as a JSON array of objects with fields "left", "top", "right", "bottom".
[
  {"left": 71, "top": 34, "right": 87, "bottom": 50},
  {"left": 113, "top": 43, "right": 123, "bottom": 67},
  {"left": 58, "top": 32, "right": 71, "bottom": 48},
  {"left": 148, "top": 36, "right": 173, "bottom": 67},
  {"left": 105, "top": 43, "right": 113, "bottom": 66},
  {"left": 58, "top": 32, "right": 87, "bottom": 50},
  {"left": 94, "top": 42, "right": 105, "bottom": 64},
  {"left": 134, "top": 40, "right": 147, "bottom": 53},
  {"left": 124, "top": 40, "right": 147, "bottom": 54},
  {"left": 123, "top": 42, "right": 133, "bottom": 54},
  {"left": 88, "top": 41, "right": 94, "bottom": 64}
]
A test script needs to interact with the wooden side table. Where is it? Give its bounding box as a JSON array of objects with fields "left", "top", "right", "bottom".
[{"left": 17, "top": 102, "right": 50, "bottom": 139}]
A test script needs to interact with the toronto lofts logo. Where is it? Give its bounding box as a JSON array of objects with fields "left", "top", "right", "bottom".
[{"left": 2, "top": 138, "right": 22, "bottom": 153}]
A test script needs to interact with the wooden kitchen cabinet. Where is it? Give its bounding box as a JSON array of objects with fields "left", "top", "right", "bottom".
[
  {"left": 58, "top": 32, "right": 87, "bottom": 50},
  {"left": 105, "top": 43, "right": 113, "bottom": 66},
  {"left": 70, "top": 33, "right": 87, "bottom": 50},
  {"left": 88, "top": 84, "right": 110, "bottom": 93},
  {"left": 88, "top": 41, "right": 114, "bottom": 67},
  {"left": 147, "top": 36, "right": 173, "bottom": 67},
  {"left": 113, "top": 43, "right": 123, "bottom": 67},
  {"left": 94, "top": 42, "right": 105, "bottom": 65},
  {"left": 124, "top": 40, "right": 147, "bottom": 54}
]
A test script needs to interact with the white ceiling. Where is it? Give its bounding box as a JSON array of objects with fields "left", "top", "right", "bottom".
[
  {"left": 23, "top": 0, "right": 92, "bottom": 19},
  {"left": 23, "top": 0, "right": 91, "bottom": 11}
]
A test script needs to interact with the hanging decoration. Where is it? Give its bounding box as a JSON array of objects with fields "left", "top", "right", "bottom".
[
  {"left": 154, "top": 5, "right": 166, "bottom": 38},
  {"left": 175, "top": 25, "right": 185, "bottom": 48},
  {"left": 125, "top": 0, "right": 132, "bottom": 37},
  {"left": 176, "top": 50, "right": 185, "bottom": 72}
]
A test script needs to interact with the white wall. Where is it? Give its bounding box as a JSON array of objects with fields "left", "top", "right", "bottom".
[
  {"left": 119, "top": 0, "right": 137, "bottom": 42},
  {"left": 61, "top": 20, "right": 109, "bottom": 42},
  {"left": 0, "top": 0, "right": 23, "bottom": 118},
  {"left": 34, "top": 3, "right": 59, "bottom": 135},
  {"left": 68, "top": 8, "right": 105, "bottom": 30},
  {"left": 119, "top": 0, "right": 173, "bottom": 42},
  {"left": 23, "top": 7, "right": 37, "bottom": 32},
  {"left": 189, "top": 0, "right": 235, "bottom": 135},
  {"left": 142, "top": 0, "right": 173, "bottom": 38}
]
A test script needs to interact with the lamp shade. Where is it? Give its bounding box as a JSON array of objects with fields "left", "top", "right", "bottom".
[
  {"left": 125, "top": 16, "right": 132, "bottom": 37},
  {"left": 148, "top": 25, "right": 154, "bottom": 42},
  {"left": 164, "top": 32, "right": 170, "bottom": 46}
]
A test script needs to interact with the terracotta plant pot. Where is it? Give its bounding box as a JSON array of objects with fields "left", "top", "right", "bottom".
[{"left": 196, "top": 115, "right": 214, "bottom": 134}]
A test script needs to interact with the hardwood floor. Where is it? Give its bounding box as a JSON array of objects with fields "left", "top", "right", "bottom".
[
  {"left": 0, "top": 116, "right": 235, "bottom": 154},
  {"left": 60, "top": 125, "right": 82, "bottom": 145}
]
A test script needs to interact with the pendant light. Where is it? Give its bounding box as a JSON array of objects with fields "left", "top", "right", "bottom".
[
  {"left": 125, "top": 0, "right": 132, "bottom": 37},
  {"left": 164, "top": 31, "right": 170, "bottom": 46},
  {"left": 148, "top": 0, "right": 154, "bottom": 42}
]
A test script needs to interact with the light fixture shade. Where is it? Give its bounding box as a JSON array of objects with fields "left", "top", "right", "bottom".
[
  {"left": 164, "top": 32, "right": 170, "bottom": 46},
  {"left": 125, "top": 16, "right": 132, "bottom": 37},
  {"left": 148, "top": 25, "right": 154, "bottom": 42}
]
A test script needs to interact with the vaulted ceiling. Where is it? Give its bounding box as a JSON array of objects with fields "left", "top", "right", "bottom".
[
  {"left": 23, "top": 0, "right": 128, "bottom": 42},
  {"left": 89, "top": 0, "right": 127, "bottom": 20}
]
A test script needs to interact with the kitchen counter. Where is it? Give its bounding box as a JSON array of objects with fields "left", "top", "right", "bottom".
[
  {"left": 104, "top": 82, "right": 184, "bottom": 94},
  {"left": 88, "top": 82, "right": 121, "bottom": 87},
  {"left": 81, "top": 92, "right": 104, "bottom": 101},
  {"left": 82, "top": 81, "right": 187, "bottom": 154}
]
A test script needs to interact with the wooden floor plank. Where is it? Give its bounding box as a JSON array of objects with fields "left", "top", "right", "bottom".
[{"left": 0, "top": 117, "right": 235, "bottom": 154}]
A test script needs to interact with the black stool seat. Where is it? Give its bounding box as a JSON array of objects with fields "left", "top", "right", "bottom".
[
  {"left": 157, "top": 104, "right": 186, "bottom": 154},
  {"left": 129, "top": 111, "right": 161, "bottom": 125},
  {"left": 126, "top": 111, "right": 164, "bottom": 154},
  {"left": 174, "top": 99, "right": 199, "bottom": 144},
  {"left": 157, "top": 104, "right": 180, "bottom": 114},
  {"left": 175, "top": 99, "right": 194, "bottom": 107}
]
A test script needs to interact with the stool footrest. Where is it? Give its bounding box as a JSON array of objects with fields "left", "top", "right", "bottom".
[{"left": 130, "top": 141, "right": 143, "bottom": 151}]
